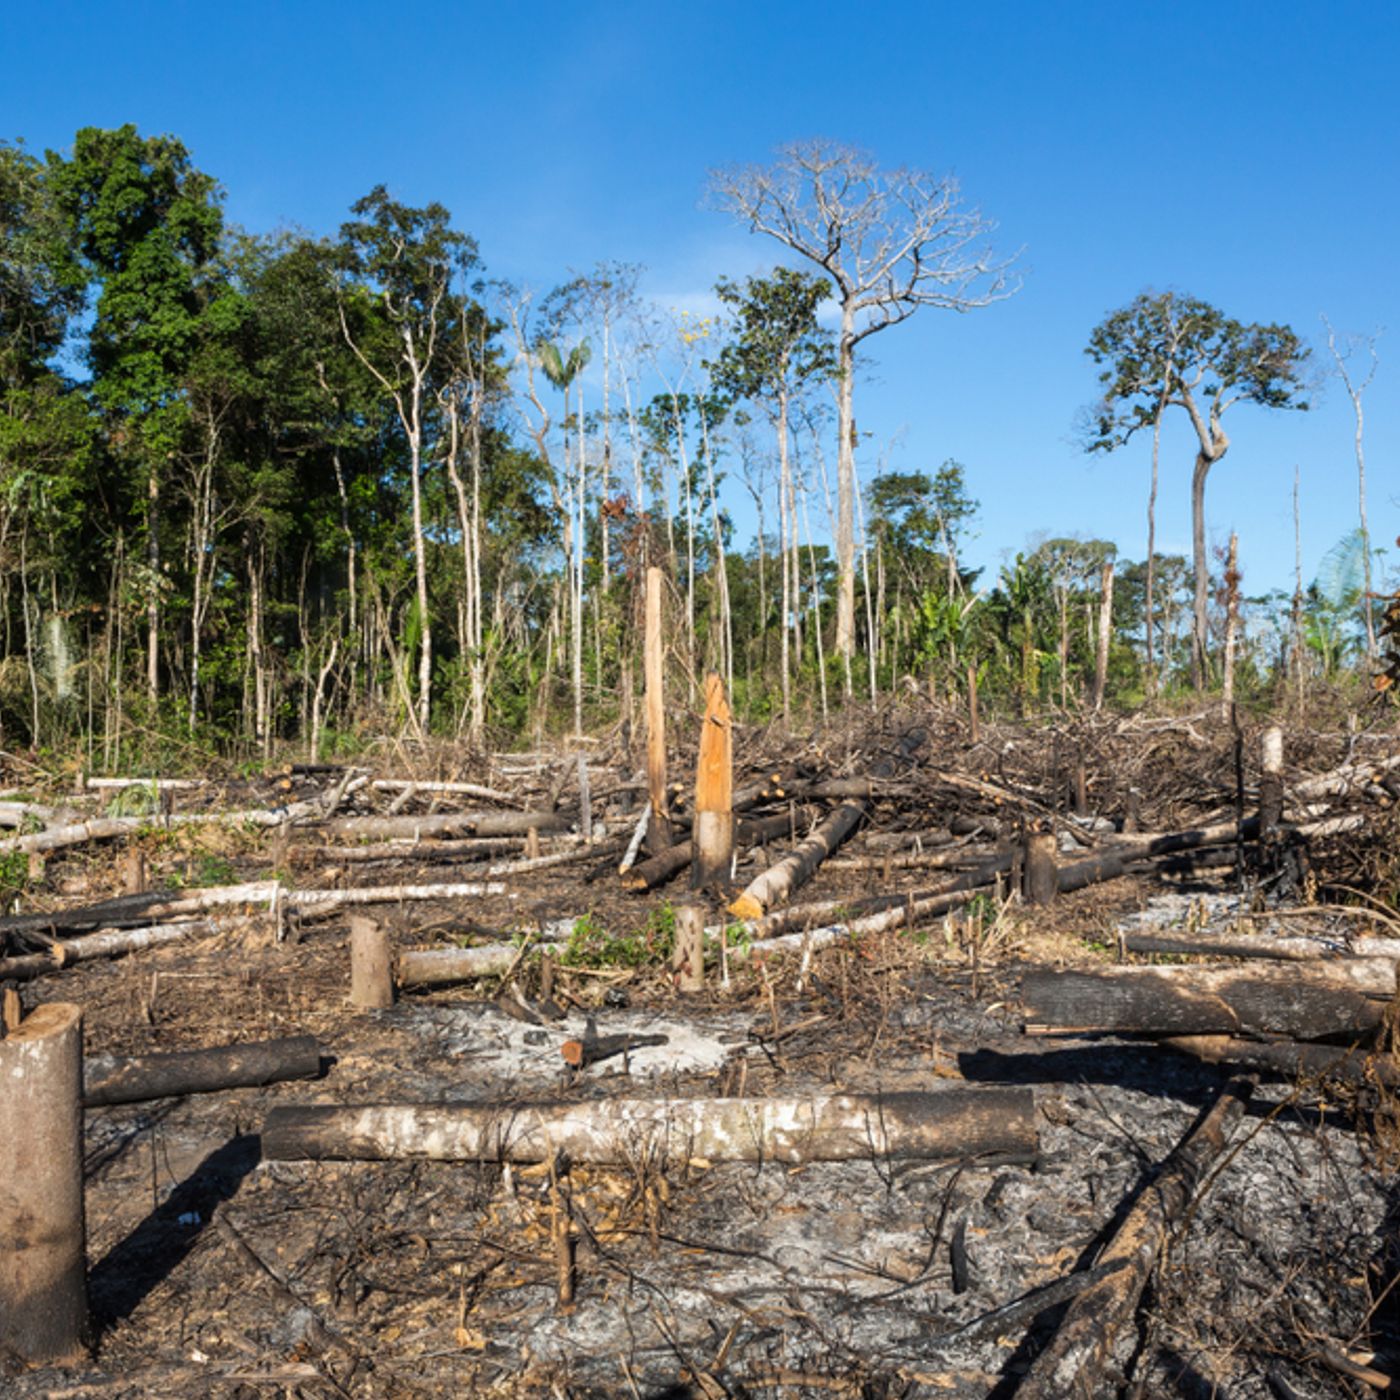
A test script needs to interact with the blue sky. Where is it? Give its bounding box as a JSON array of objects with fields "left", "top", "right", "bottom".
[{"left": 7, "top": 0, "right": 1398, "bottom": 598}]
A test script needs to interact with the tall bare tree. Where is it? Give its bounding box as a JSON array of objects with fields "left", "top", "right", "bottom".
[
  {"left": 1322, "top": 316, "right": 1381, "bottom": 660},
  {"left": 709, "top": 141, "right": 1016, "bottom": 688}
]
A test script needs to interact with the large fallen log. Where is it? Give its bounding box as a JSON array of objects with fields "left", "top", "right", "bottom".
[
  {"left": 287, "top": 881, "right": 508, "bottom": 914},
  {"left": 1124, "top": 929, "right": 1400, "bottom": 961},
  {"left": 1163, "top": 1035, "right": 1400, "bottom": 1087},
  {"left": 1015, "top": 1075, "right": 1253, "bottom": 1399},
  {"left": 624, "top": 811, "right": 797, "bottom": 893},
  {"left": 0, "top": 782, "right": 370, "bottom": 856},
  {"left": 0, "top": 919, "right": 220, "bottom": 981},
  {"left": 727, "top": 799, "right": 876, "bottom": 920},
  {"left": 727, "top": 728, "right": 928, "bottom": 919},
  {"left": 1022, "top": 958, "right": 1395, "bottom": 1040},
  {"left": 322, "top": 810, "right": 571, "bottom": 841},
  {"left": 290, "top": 835, "right": 534, "bottom": 864},
  {"left": 262, "top": 1088, "right": 1037, "bottom": 1166},
  {"left": 397, "top": 937, "right": 568, "bottom": 987},
  {"left": 84, "top": 1034, "right": 323, "bottom": 1107}
]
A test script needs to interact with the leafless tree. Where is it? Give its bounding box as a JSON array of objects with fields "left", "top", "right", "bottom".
[
  {"left": 1321, "top": 316, "right": 1382, "bottom": 660},
  {"left": 709, "top": 141, "right": 1017, "bottom": 687}
]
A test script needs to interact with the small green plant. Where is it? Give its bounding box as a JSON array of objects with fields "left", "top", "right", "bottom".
[
  {"left": 104, "top": 782, "right": 160, "bottom": 818},
  {"left": 723, "top": 921, "right": 753, "bottom": 957},
  {"left": 561, "top": 907, "right": 676, "bottom": 969},
  {"left": 191, "top": 854, "right": 237, "bottom": 887},
  {"left": 0, "top": 850, "right": 28, "bottom": 904}
]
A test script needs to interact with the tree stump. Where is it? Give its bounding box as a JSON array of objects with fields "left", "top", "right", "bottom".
[
  {"left": 350, "top": 916, "right": 394, "bottom": 1009},
  {"left": 0, "top": 1002, "right": 90, "bottom": 1364}
]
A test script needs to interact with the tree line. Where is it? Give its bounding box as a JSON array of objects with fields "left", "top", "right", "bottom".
[{"left": 0, "top": 129, "right": 1384, "bottom": 765}]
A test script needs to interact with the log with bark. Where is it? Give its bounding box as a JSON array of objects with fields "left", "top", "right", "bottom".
[
  {"left": 0, "top": 919, "right": 220, "bottom": 982},
  {"left": 1123, "top": 929, "right": 1400, "bottom": 962},
  {"left": 0, "top": 781, "right": 369, "bottom": 856},
  {"left": 262, "top": 1088, "right": 1037, "bottom": 1166},
  {"left": 397, "top": 937, "right": 570, "bottom": 988},
  {"left": 728, "top": 727, "right": 929, "bottom": 920},
  {"left": 559, "top": 1031, "right": 670, "bottom": 1069},
  {"left": 1015, "top": 1075, "right": 1254, "bottom": 1398},
  {"left": 1163, "top": 1034, "right": 1400, "bottom": 1086},
  {"left": 624, "top": 811, "right": 798, "bottom": 893},
  {"left": 1022, "top": 958, "right": 1396, "bottom": 1040},
  {"left": 370, "top": 778, "right": 519, "bottom": 804},
  {"left": 84, "top": 1034, "right": 324, "bottom": 1107},
  {"left": 322, "top": 810, "right": 571, "bottom": 841},
  {"left": 0, "top": 882, "right": 279, "bottom": 947}
]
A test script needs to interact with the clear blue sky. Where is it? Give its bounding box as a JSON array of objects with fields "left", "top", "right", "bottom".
[{"left": 7, "top": 0, "right": 1398, "bottom": 598}]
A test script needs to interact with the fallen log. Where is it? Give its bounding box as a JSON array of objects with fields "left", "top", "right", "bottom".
[
  {"left": 1163, "top": 1035, "right": 1400, "bottom": 1086},
  {"left": 824, "top": 842, "right": 998, "bottom": 873},
  {"left": 624, "top": 811, "right": 797, "bottom": 893},
  {"left": 0, "top": 882, "right": 279, "bottom": 945},
  {"left": 559, "top": 1031, "right": 669, "bottom": 1069},
  {"left": 398, "top": 937, "right": 569, "bottom": 987},
  {"left": 288, "top": 881, "right": 508, "bottom": 913},
  {"left": 323, "top": 810, "right": 571, "bottom": 841},
  {"left": 0, "top": 784, "right": 370, "bottom": 856},
  {"left": 86, "top": 776, "right": 204, "bottom": 791},
  {"left": 1290, "top": 751, "right": 1400, "bottom": 801},
  {"left": 1124, "top": 929, "right": 1400, "bottom": 961},
  {"left": 289, "top": 835, "right": 533, "bottom": 864},
  {"left": 370, "top": 778, "right": 519, "bottom": 804},
  {"left": 727, "top": 796, "right": 875, "bottom": 920},
  {"left": 1015, "top": 1075, "right": 1253, "bottom": 1398},
  {"left": 83, "top": 1034, "right": 323, "bottom": 1107},
  {"left": 262, "top": 1088, "right": 1038, "bottom": 1166},
  {"left": 728, "top": 727, "right": 929, "bottom": 919},
  {"left": 1022, "top": 958, "right": 1395, "bottom": 1039},
  {"left": 0, "top": 919, "right": 220, "bottom": 981}
]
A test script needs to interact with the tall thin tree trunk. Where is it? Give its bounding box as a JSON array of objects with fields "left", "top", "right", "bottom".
[
  {"left": 834, "top": 323, "right": 857, "bottom": 689},
  {"left": 146, "top": 468, "right": 160, "bottom": 702},
  {"left": 1221, "top": 532, "right": 1240, "bottom": 710},
  {"left": 1145, "top": 406, "right": 1162, "bottom": 694},
  {"left": 1093, "top": 561, "right": 1114, "bottom": 711}
]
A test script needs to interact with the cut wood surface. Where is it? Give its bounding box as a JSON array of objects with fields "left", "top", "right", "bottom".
[
  {"left": 624, "top": 811, "right": 797, "bottom": 893},
  {"left": 262, "top": 1088, "right": 1038, "bottom": 1165},
  {"left": 84, "top": 1034, "right": 323, "bottom": 1107},
  {"left": 692, "top": 672, "right": 733, "bottom": 887},
  {"left": 728, "top": 727, "right": 929, "bottom": 920},
  {"left": 1023, "top": 958, "right": 1395, "bottom": 1039},
  {"left": 1015, "top": 1075, "right": 1253, "bottom": 1398},
  {"left": 728, "top": 798, "right": 871, "bottom": 920}
]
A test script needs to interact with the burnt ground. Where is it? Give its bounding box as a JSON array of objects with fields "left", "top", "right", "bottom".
[{"left": 4, "top": 708, "right": 1400, "bottom": 1397}]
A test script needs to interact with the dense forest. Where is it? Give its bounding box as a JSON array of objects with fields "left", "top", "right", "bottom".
[{"left": 0, "top": 128, "right": 1390, "bottom": 766}]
